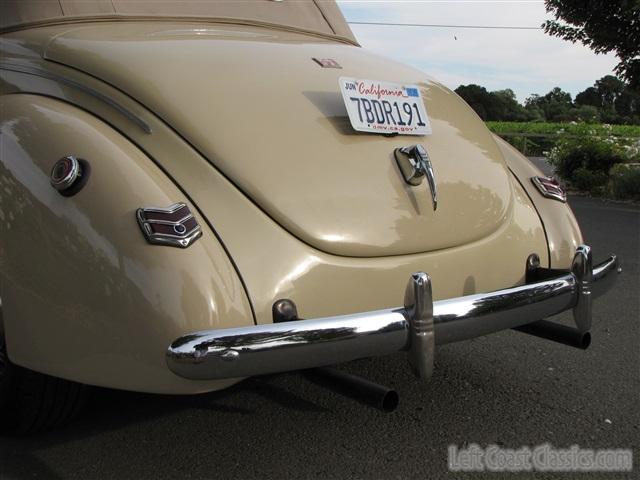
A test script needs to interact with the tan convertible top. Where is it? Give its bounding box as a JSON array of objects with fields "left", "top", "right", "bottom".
[{"left": 0, "top": 0, "right": 357, "bottom": 43}]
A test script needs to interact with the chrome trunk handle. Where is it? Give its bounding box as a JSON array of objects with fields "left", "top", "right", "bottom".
[{"left": 395, "top": 144, "right": 438, "bottom": 211}]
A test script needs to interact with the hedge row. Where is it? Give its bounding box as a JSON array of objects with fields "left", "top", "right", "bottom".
[{"left": 545, "top": 125, "right": 640, "bottom": 200}]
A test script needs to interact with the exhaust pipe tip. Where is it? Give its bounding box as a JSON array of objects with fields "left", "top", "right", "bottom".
[
  {"left": 304, "top": 367, "right": 399, "bottom": 413},
  {"left": 514, "top": 320, "right": 592, "bottom": 350},
  {"left": 579, "top": 331, "right": 592, "bottom": 350},
  {"left": 381, "top": 389, "right": 399, "bottom": 412}
]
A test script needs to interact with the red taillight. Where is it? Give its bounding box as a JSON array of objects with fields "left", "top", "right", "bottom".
[{"left": 531, "top": 176, "right": 567, "bottom": 203}]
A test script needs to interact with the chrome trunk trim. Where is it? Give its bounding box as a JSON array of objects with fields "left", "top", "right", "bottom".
[
  {"left": 166, "top": 246, "right": 620, "bottom": 381},
  {"left": 0, "top": 62, "right": 152, "bottom": 134}
]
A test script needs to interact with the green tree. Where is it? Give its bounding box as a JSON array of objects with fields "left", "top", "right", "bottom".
[
  {"left": 492, "top": 89, "right": 530, "bottom": 121},
  {"left": 568, "top": 105, "right": 600, "bottom": 123},
  {"left": 575, "top": 86, "right": 601, "bottom": 109},
  {"left": 595, "top": 76, "right": 626, "bottom": 106},
  {"left": 595, "top": 75, "right": 627, "bottom": 122},
  {"left": 575, "top": 75, "right": 640, "bottom": 123},
  {"left": 456, "top": 85, "right": 532, "bottom": 121},
  {"left": 525, "top": 87, "right": 573, "bottom": 121},
  {"left": 615, "top": 88, "right": 640, "bottom": 123},
  {"left": 543, "top": 1, "right": 640, "bottom": 89},
  {"left": 454, "top": 84, "right": 493, "bottom": 120}
]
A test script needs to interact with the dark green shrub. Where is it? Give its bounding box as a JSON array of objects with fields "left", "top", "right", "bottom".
[
  {"left": 547, "top": 126, "right": 639, "bottom": 196},
  {"left": 609, "top": 163, "right": 640, "bottom": 200},
  {"left": 572, "top": 167, "right": 608, "bottom": 193},
  {"left": 550, "top": 136, "right": 627, "bottom": 182}
]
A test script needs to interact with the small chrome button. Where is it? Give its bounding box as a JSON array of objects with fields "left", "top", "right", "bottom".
[
  {"left": 173, "top": 224, "right": 187, "bottom": 235},
  {"left": 51, "top": 155, "right": 81, "bottom": 191},
  {"left": 51, "top": 155, "right": 90, "bottom": 196}
]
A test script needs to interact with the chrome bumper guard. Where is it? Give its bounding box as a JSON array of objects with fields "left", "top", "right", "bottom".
[{"left": 167, "top": 245, "right": 620, "bottom": 381}]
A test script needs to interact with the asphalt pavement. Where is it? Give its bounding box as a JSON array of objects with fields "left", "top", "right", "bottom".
[{"left": 1, "top": 196, "right": 638, "bottom": 480}]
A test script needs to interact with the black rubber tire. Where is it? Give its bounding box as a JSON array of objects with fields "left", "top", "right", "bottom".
[{"left": 0, "top": 334, "right": 88, "bottom": 435}]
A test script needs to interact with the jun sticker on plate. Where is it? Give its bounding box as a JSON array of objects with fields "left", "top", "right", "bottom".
[{"left": 339, "top": 77, "right": 432, "bottom": 135}]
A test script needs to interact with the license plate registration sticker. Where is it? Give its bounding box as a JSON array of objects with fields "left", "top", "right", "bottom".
[{"left": 339, "top": 77, "right": 432, "bottom": 136}]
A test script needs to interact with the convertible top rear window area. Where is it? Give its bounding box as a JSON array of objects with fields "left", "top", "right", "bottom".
[{"left": 0, "top": 0, "right": 357, "bottom": 42}]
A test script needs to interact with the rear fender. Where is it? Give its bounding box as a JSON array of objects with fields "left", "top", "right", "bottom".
[
  {"left": 495, "top": 136, "right": 583, "bottom": 269},
  {"left": 0, "top": 94, "right": 254, "bottom": 394}
]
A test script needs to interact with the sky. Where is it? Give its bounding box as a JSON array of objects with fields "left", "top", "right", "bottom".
[{"left": 337, "top": 0, "right": 619, "bottom": 103}]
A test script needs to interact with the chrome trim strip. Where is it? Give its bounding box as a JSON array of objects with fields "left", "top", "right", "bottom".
[
  {"left": 139, "top": 221, "right": 201, "bottom": 241},
  {"left": 139, "top": 203, "right": 186, "bottom": 214},
  {"left": 142, "top": 213, "right": 194, "bottom": 226},
  {"left": 166, "top": 247, "right": 620, "bottom": 380},
  {"left": 0, "top": 62, "right": 152, "bottom": 134}
]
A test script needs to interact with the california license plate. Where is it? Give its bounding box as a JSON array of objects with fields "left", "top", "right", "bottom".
[{"left": 339, "top": 77, "right": 432, "bottom": 136}]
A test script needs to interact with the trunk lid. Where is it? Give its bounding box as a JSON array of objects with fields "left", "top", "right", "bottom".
[{"left": 45, "top": 23, "right": 513, "bottom": 257}]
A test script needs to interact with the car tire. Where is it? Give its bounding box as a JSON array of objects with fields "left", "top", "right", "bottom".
[{"left": 0, "top": 334, "right": 88, "bottom": 434}]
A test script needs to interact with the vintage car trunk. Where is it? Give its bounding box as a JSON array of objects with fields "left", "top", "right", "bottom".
[{"left": 43, "top": 23, "right": 513, "bottom": 257}]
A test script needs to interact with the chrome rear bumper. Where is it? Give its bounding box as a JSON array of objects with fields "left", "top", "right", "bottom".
[{"left": 167, "top": 245, "right": 620, "bottom": 381}]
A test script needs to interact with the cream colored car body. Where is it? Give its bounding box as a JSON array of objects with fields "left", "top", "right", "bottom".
[{"left": 0, "top": 4, "right": 581, "bottom": 393}]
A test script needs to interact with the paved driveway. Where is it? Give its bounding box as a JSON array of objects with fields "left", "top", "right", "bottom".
[{"left": 1, "top": 196, "right": 638, "bottom": 480}]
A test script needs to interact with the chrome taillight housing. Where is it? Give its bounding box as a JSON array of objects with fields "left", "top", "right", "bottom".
[{"left": 531, "top": 176, "right": 567, "bottom": 203}]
